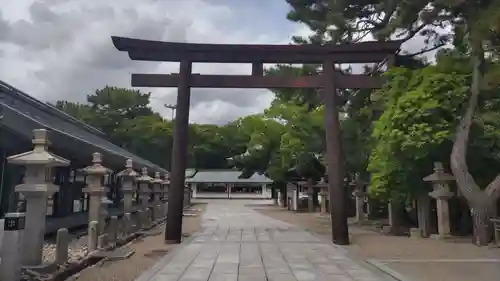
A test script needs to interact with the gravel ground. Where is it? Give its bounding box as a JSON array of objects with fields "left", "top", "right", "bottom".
[
  {"left": 43, "top": 234, "right": 89, "bottom": 264},
  {"left": 255, "top": 206, "right": 500, "bottom": 281},
  {"left": 68, "top": 203, "right": 206, "bottom": 281}
]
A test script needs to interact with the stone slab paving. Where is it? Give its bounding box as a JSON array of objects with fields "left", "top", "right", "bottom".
[{"left": 141, "top": 200, "right": 396, "bottom": 281}]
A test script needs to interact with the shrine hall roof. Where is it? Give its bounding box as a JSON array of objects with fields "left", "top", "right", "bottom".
[{"left": 185, "top": 169, "right": 272, "bottom": 184}]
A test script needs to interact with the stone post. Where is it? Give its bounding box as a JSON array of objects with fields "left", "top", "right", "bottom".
[
  {"left": 0, "top": 213, "right": 25, "bottom": 281},
  {"left": 87, "top": 221, "right": 98, "bottom": 252},
  {"left": 99, "top": 196, "right": 113, "bottom": 234},
  {"left": 123, "top": 213, "right": 132, "bottom": 236},
  {"left": 55, "top": 228, "right": 69, "bottom": 265},
  {"left": 387, "top": 200, "right": 396, "bottom": 227},
  {"left": 151, "top": 172, "right": 163, "bottom": 220},
  {"left": 7, "top": 129, "right": 70, "bottom": 266},
  {"left": 108, "top": 216, "right": 118, "bottom": 246},
  {"left": 117, "top": 159, "right": 138, "bottom": 214},
  {"left": 83, "top": 152, "right": 110, "bottom": 236},
  {"left": 136, "top": 167, "right": 152, "bottom": 226},
  {"left": 424, "top": 162, "right": 455, "bottom": 239}
]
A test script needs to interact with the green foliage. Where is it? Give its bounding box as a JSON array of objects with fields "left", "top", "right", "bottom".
[
  {"left": 54, "top": 87, "right": 252, "bottom": 171},
  {"left": 368, "top": 66, "right": 469, "bottom": 202}
]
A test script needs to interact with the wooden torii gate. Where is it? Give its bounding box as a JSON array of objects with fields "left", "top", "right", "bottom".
[{"left": 111, "top": 36, "right": 402, "bottom": 245}]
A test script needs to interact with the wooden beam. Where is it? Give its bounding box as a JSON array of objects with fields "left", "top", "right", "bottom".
[
  {"left": 112, "top": 36, "right": 403, "bottom": 55},
  {"left": 128, "top": 50, "right": 393, "bottom": 64},
  {"left": 131, "top": 73, "right": 383, "bottom": 89}
]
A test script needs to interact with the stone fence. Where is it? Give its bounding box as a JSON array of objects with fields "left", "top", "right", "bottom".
[{"left": 0, "top": 129, "right": 182, "bottom": 281}]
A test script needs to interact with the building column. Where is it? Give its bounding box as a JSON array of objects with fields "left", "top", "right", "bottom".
[
  {"left": 117, "top": 159, "right": 138, "bottom": 214},
  {"left": 7, "top": 129, "right": 70, "bottom": 266},
  {"left": 191, "top": 183, "right": 197, "bottom": 199}
]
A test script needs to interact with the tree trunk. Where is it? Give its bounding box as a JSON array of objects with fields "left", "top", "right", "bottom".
[
  {"left": 470, "top": 197, "right": 495, "bottom": 246},
  {"left": 448, "top": 39, "right": 500, "bottom": 245}
]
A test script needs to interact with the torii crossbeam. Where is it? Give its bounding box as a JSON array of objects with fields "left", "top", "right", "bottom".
[{"left": 112, "top": 36, "right": 402, "bottom": 245}]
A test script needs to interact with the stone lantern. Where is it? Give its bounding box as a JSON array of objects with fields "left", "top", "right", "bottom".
[
  {"left": 136, "top": 167, "right": 152, "bottom": 226},
  {"left": 423, "top": 162, "right": 455, "bottom": 239},
  {"left": 7, "top": 129, "right": 70, "bottom": 266},
  {"left": 317, "top": 178, "right": 329, "bottom": 215},
  {"left": 117, "top": 159, "right": 138, "bottom": 214},
  {"left": 161, "top": 173, "right": 170, "bottom": 201},
  {"left": 151, "top": 172, "right": 163, "bottom": 220},
  {"left": 136, "top": 167, "right": 152, "bottom": 209},
  {"left": 82, "top": 152, "right": 111, "bottom": 235},
  {"left": 161, "top": 173, "right": 170, "bottom": 217},
  {"left": 350, "top": 173, "right": 367, "bottom": 223}
]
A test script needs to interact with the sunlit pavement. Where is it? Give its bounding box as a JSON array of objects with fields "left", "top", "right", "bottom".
[{"left": 137, "top": 199, "right": 397, "bottom": 281}]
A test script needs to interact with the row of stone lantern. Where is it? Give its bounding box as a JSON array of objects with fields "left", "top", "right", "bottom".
[{"left": 1, "top": 129, "right": 170, "bottom": 269}]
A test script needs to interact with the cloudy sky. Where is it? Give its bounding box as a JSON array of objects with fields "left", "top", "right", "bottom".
[{"left": 0, "top": 0, "right": 432, "bottom": 124}]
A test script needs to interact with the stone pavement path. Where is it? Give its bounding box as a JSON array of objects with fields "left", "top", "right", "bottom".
[{"left": 141, "top": 200, "right": 396, "bottom": 281}]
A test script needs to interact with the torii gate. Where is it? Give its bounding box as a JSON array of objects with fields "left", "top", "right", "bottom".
[{"left": 111, "top": 36, "right": 402, "bottom": 245}]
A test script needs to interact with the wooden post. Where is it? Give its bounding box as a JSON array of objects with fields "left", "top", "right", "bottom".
[
  {"left": 165, "top": 59, "right": 192, "bottom": 243},
  {"left": 322, "top": 60, "right": 349, "bottom": 245},
  {"left": 252, "top": 62, "right": 264, "bottom": 76}
]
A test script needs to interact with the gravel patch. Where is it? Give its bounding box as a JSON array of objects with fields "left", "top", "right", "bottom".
[
  {"left": 69, "top": 203, "right": 206, "bottom": 281},
  {"left": 43, "top": 233, "right": 89, "bottom": 263}
]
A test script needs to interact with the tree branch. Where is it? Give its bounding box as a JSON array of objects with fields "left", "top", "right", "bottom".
[
  {"left": 450, "top": 42, "right": 484, "bottom": 203},
  {"left": 485, "top": 174, "right": 500, "bottom": 198}
]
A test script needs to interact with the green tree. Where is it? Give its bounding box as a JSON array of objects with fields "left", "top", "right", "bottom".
[
  {"left": 86, "top": 86, "right": 154, "bottom": 140},
  {"left": 286, "top": 0, "right": 500, "bottom": 245},
  {"left": 52, "top": 101, "right": 93, "bottom": 124}
]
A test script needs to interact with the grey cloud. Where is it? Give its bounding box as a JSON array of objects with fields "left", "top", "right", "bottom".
[
  {"left": 0, "top": 12, "right": 9, "bottom": 41},
  {"left": 0, "top": 0, "right": 299, "bottom": 124}
]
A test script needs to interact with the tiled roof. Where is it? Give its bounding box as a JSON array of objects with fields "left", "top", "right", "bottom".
[
  {"left": 0, "top": 80, "right": 167, "bottom": 173},
  {"left": 185, "top": 169, "right": 272, "bottom": 184}
]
